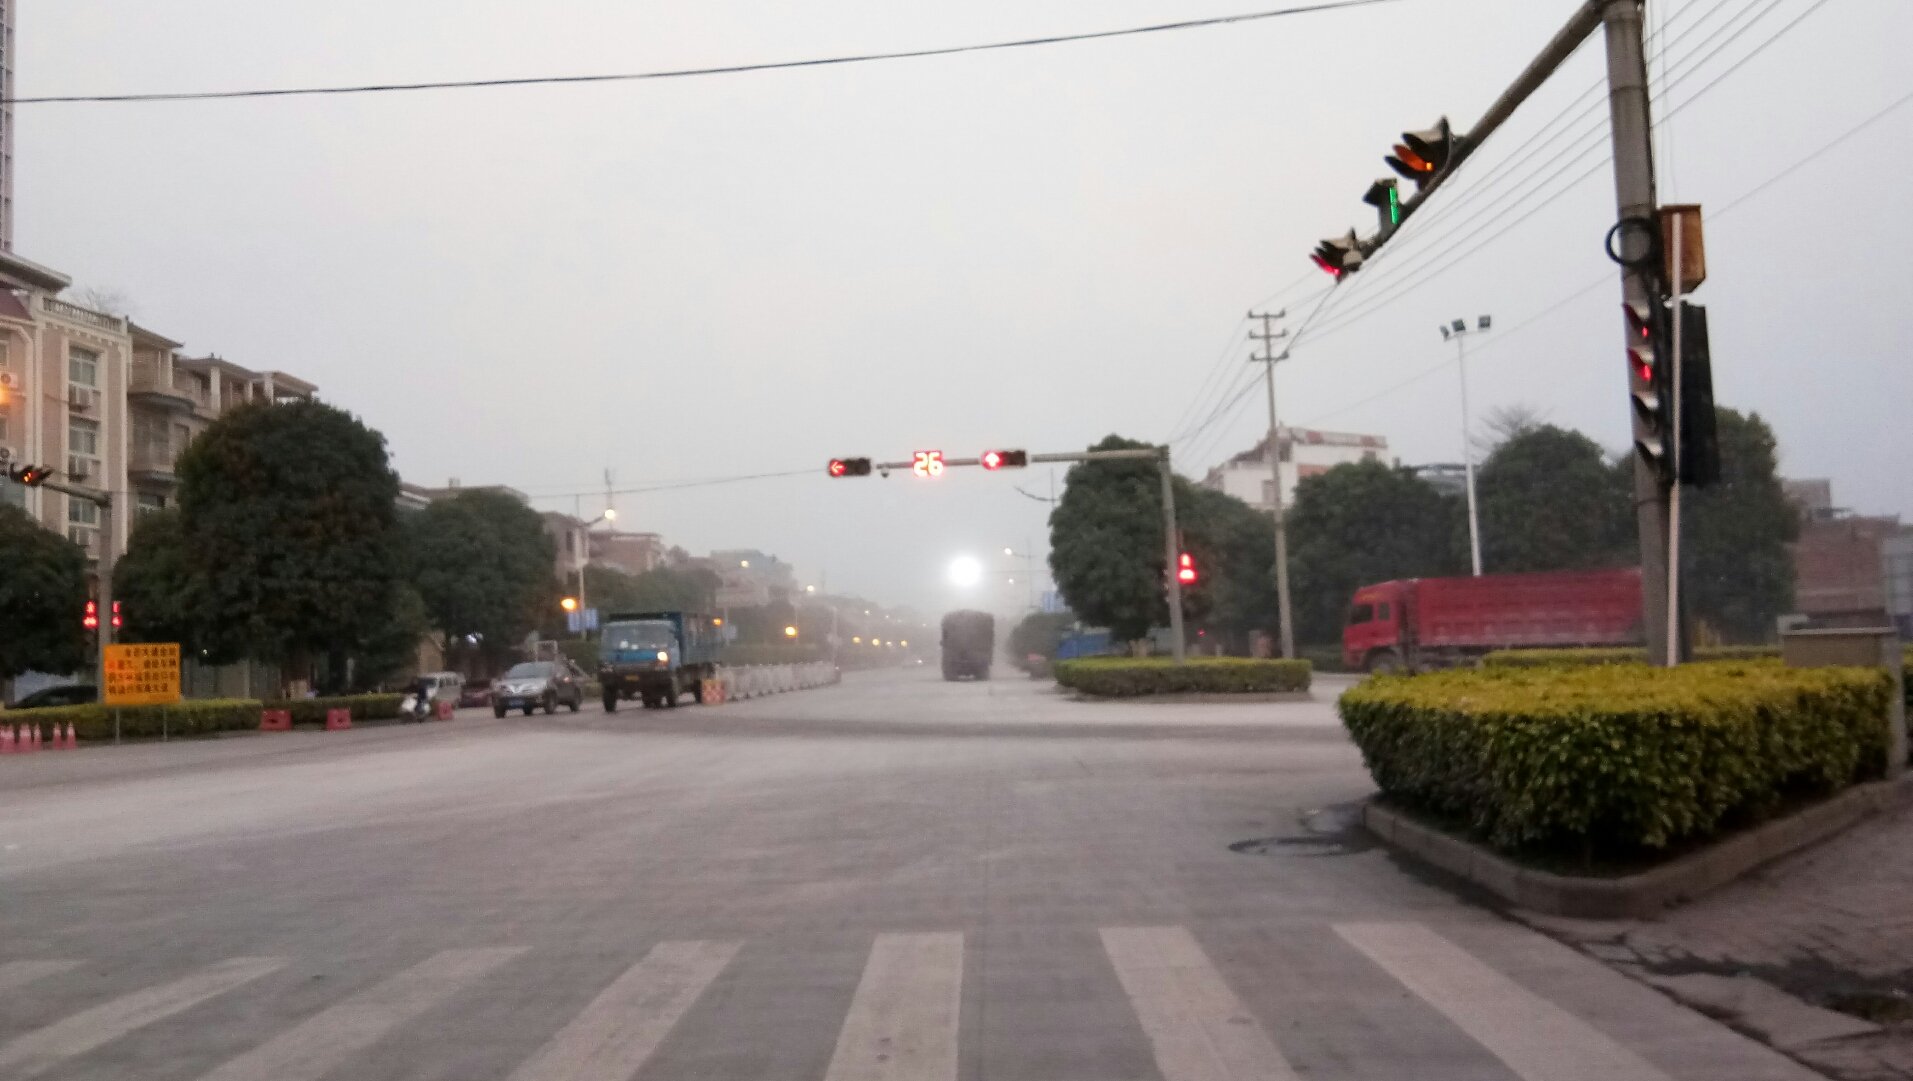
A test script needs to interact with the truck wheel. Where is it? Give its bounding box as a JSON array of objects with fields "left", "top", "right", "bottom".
[
  {"left": 1366, "top": 651, "right": 1403, "bottom": 675},
  {"left": 663, "top": 680, "right": 680, "bottom": 708},
  {"left": 567, "top": 695, "right": 581, "bottom": 713},
  {"left": 543, "top": 692, "right": 557, "bottom": 715},
  {"left": 603, "top": 692, "right": 618, "bottom": 713},
  {"left": 688, "top": 679, "right": 703, "bottom": 705},
  {"left": 492, "top": 704, "right": 506, "bottom": 719}
]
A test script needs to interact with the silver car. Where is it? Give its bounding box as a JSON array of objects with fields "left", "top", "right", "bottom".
[{"left": 490, "top": 661, "right": 584, "bottom": 716}]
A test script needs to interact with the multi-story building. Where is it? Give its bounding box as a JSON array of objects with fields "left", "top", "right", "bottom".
[
  {"left": 0, "top": 249, "right": 319, "bottom": 564},
  {"left": 591, "top": 530, "right": 665, "bottom": 577},
  {"left": 711, "top": 549, "right": 796, "bottom": 609},
  {"left": 1200, "top": 427, "right": 1390, "bottom": 511},
  {"left": 1784, "top": 477, "right": 1913, "bottom": 630}
]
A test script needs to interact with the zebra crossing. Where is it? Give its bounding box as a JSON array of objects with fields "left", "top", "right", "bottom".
[{"left": 0, "top": 921, "right": 1798, "bottom": 1081}]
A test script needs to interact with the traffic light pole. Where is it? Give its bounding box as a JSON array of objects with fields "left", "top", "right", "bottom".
[
  {"left": 18, "top": 474, "right": 116, "bottom": 689},
  {"left": 1157, "top": 447, "right": 1188, "bottom": 665},
  {"left": 1601, "top": 0, "right": 1673, "bottom": 666}
]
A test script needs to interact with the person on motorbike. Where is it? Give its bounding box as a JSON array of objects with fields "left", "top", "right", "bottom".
[{"left": 409, "top": 675, "right": 437, "bottom": 722}]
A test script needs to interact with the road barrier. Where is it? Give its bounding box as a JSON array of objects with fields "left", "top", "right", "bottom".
[
  {"left": 259, "top": 709, "right": 293, "bottom": 732},
  {"left": 324, "top": 708, "right": 352, "bottom": 731},
  {"left": 714, "top": 662, "right": 839, "bottom": 703}
]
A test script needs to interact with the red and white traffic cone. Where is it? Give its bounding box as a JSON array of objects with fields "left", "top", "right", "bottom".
[
  {"left": 0, "top": 726, "right": 13, "bottom": 754},
  {"left": 64, "top": 723, "right": 78, "bottom": 750},
  {"left": 21, "top": 724, "right": 36, "bottom": 753},
  {"left": 34, "top": 725, "right": 46, "bottom": 752}
]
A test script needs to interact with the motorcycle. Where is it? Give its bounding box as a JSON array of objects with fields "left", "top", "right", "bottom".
[{"left": 400, "top": 692, "right": 434, "bottom": 723}]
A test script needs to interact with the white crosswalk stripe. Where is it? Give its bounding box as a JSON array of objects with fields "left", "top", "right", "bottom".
[
  {"left": 823, "top": 931, "right": 964, "bottom": 1081},
  {"left": 505, "top": 940, "right": 740, "bottom": 1081},
  {"left": 192, "top": 947, "right": 525, "bottom": 1081},
  {"left": 0, "top": 957, "right": 285, "bottom": 1080},
  {"left": 1336, "top": 921, "right": 1675, "bottom": 1081},
  {"left": 0, "top": 960, "right": 81, "bottom": 996},
  {"left": 1100, "top": 925, "right": 1303, "bottom": 1081}
]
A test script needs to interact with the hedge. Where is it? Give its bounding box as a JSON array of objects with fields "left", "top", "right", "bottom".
[
  {"left": 1482, "top": 645, "right": 1783, "bottom": 668},
  {"left": 1340, "top": 663, "right": 1892, "bottom": 859},
  {"left": 262, "top": 694, "right": 405, "bottom": 724},
  {"left": 1053, "top": 657, "right": 1312, "bottom": 697},
  {"left": 5, "top": 699, "right": 264, "bottom": 742}
]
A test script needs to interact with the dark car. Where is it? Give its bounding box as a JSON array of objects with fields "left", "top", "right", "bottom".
[
  {"left": 490, "top": 661, "right": 584, "bottom": 716},
  {"left": 8, "top": 684, "right": 98, "bottom": 710},
  {"left": 457, "top": 682, "right": 492, "bottom": 709}
]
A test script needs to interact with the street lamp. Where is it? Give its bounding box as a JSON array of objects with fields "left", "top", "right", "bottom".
[
  {"left": 783, "top": 625, "right": 799, "bottom": 639},
  {"left": 1440, "top": 315, "right": 1492, "bottom": 576},
  {"left": 948, "top": 556, "right": 983, "bottom": 589},
  {"left": 573, "top": 506, "right": 617, "bottom": 634},
  {"left": 560, "top": 596, "right": 579, "bottom": 612}
]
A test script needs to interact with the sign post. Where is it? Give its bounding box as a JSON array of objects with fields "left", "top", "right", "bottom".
[{"left": 103, "top": 643, "right": 182, "bottom": 744}]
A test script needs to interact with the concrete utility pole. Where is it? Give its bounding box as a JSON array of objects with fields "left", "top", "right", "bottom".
[
  {"left": 1601, "top": 0, "right": 1672, "bottom": 665},
  {"left": 1441, "top": 316, "right": 1492, "bottom": 577},
  {"left": 1157, "top": 447, "right": 1188, "bottom": 665},
  {"left": 1247, "top": 310, "right": 1296, "bottom": 659}
]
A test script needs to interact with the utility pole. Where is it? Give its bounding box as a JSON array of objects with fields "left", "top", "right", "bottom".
[
  {"left": 1602, "top": 0, "right": 1672, "bottom": 665},
  {"left": 1158, "top": 446, "right": 1188, "bottom": 664},
  {"left": 1248, "top": 309, "right": 1296, "bottom": 660},
  {"left": 1441, "top": 316, "right": 1492, "bottom": 576}
]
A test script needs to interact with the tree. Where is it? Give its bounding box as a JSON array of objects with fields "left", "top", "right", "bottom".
[
  {"left": 1475, "top": 425, "right": 1631, "bottom": 573},
  {"left": 1469, "top": 402, "right": 1548, "bottom": 459},
  {"left": 1179, "top": 484, "right": 1277, "bottom": 652},
  {"left": 114, "top": 508, "right": 207, "bottom": 649},
  {"left": 176, "top": 400, "right": 402, "bottom": 671},
  {"left": 1681, "top": 408, "right": 1797, "bottom": 642},
  {"left": 0, "top": 504, "right": 90, "bottom": 681},
  {"left": 1287, "top": 461, "right": 1463, "bottom": 645},
  {"left": 1048, "top": 436, "right": 1166, "bottom": 643},
  {"left": 1007, "top": 610, "right": 1075, "bottom": 668},
  {"left": 407, "top": 488, "right": 556, "bottom": 669},
  {"left": 350, "top": 585, "right": 430, "bottom": 691}
]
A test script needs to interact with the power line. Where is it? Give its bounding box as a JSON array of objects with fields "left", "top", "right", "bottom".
[
  {"left": 1178, "top": 284, "right": 1337, "bottom": 464},
  {"left": 5, "top": 0, "right": 1406, "bottom": 106},
  {"left": 524, "top": 467, "right": 820, "bottom": 502}
]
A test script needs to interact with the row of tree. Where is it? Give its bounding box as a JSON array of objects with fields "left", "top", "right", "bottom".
[{"left": 1048, "top": 408, "right": 1797, "bottom": 650}]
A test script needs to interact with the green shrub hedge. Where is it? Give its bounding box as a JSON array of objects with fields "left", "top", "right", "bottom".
[
  {"left": 1340, "top": 663, "right": 1892, "bottom": 858},
  {"left": 1053, "top": 657, "right": 1312, "bottom": 697},
  {"left": 1482, "top": 645, "right": 1784, "bottom": 668},
  {"left": 262, "top": 694, "right": 405, "bottom": 724},
  {"left": 7, "top": 699, "right": 264, "bottom": 742}
]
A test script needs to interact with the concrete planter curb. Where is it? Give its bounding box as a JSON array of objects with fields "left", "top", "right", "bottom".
[{"left": 1363, "top": 774, "right": 1913, "bottom": 918}]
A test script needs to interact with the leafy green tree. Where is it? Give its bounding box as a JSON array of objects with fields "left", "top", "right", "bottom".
[
  {"left": 0, "top": 503, "right": 90, "bottom": 681},
  {"left": 1048, "top": 436, "right": 1166, "bottom": 643},
  {"left": 350, "top": 585, "right": 430, "bottom": 690},
  {"left": 407, "top": 488, "right": 556, "bottom": 669},
  {"left": 1475, "top": 425, "right": 1631, "bottom": 573},
  {"left": 1681, "top": 409, "right": 1797, "bottom": 642},
  {"left": 114, "top": 508, "right": 206, "bottom": 649},
  {"left": 1179, "top": 484, "right": 1278, "bottom": 652},
  {"left": 1007, "top": 610, "right": 1075, "bottom": 667},
  {"left": 1287, "top": 461, "right": 1463, "bottom": 645},
  {"left": 176, "top": 400, "right": 402, "bottom": 670}
]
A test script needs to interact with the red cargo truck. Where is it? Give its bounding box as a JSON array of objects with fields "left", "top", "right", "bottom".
[{"left": 1341, "top": 567, "right": 1643, "bottom": 673}]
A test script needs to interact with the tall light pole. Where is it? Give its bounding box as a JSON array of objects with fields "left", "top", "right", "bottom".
[
  {"left": 1441, "top": 315, "right": 1491, "bottom": 577},
  {"left": 575, "top": 506, "right": 616, "bottom": 632},
  {"left": 1002, "top": 545, "right": 1037, "bottom": 610},
  {"left": 1248, "top": 309, "right": 1296, "bottom": 660}
]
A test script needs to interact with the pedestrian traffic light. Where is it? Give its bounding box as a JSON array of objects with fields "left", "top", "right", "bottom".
[
  {"left": 111, "top": 601, "right": 122, "bottom": 629},
  {"left": 83, "top": 600, "right": 99, "bottom": 631},
  {"left": 911, "top": 450, "right": 945, "bottom": 479},
  {"left": 1386, "top": 117, "right": 1457, "bottom": 189},
  {"left": 1678, "top": 304, "right": 1721, "bottom": 487},
  {"left": 828, "top": 457, "right": 872, "bottom": 478},
  {"left": 1364, "top": 178, "right": 1403, "bottom": 229},
  {"left": 1310, "top": 230, "right": 1366, "bottom": 279},
  {"left": 979, "top": 449, "right": 1028, "bottom": 471},
  {"left": 1176, "top": 552, "right": 1198, "bottom": 585},
  {"left": 1624, "top": 297, "right": 1674, "bottom": 482},
  {"left": 6, "top": 462, "right": 52, "bottom": 486}
]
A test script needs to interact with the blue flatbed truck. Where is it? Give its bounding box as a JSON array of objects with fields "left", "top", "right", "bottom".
[{"left": 598, "top": 611, "right": 725, "bottom": 711}]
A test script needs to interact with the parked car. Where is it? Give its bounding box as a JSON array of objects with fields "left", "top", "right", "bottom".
[
  {"left": 418, "top": 671, "right": 464, "bottom": 707},
  {"left": 7, "top": 684, "right": 98, "bottom": 710},
  {"left": 457, "top": 680, "right": 492, "bottom": 708},
  {"left": 491, "top": 661, "right": 584, "bottom": 716}
]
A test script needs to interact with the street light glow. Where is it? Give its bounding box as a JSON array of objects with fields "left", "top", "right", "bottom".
[
  {"left": 560, "top": 596, "right": 579, "bottom": 612},
  {"left": 1003, "top": 547, "right": 1014, "bottom": 556},
  {"left": 948, "top": 556, "right": 983, "bottom": 588},
  {"left": 604, "top": 508, "right": 618, "bottom": 521},
  {"left": 783, "top": 625, "right": 798, "bottom": 638}
]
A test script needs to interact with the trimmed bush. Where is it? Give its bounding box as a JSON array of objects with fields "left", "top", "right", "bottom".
[
  {"left": 1054, "top": 657, "right": 1312, "bottom": 697},
  {"left": 263, "top": 694, "right": 405, "bottom": 724},
  {"left": 1482, "top": 645, "right": 1784, "bottom": 668},
  {"left": 8, "top": 699, "right": 264, "bottom": 742},
  {"left": 1340, "top": 663, "right": 1892, "bottom": 857}
]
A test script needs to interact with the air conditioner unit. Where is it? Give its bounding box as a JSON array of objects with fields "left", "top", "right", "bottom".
[
  {"left": 66, "top": 454, "right": 94, "bottom": 480},
  {"left": 69, "top": 386, "right": 101, "bottom": 413},
  {"left": 0, "top": 371, "right": 18, "bottom": 390},
  {"left": 0, "top": 444, "right": 12, "bottom": 463}
]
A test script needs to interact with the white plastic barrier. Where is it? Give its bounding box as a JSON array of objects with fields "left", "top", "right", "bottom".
[{"left": 712, "top": 663, "right": 840, "bottom": 702}]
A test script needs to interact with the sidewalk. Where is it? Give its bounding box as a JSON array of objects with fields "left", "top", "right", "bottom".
[{"left": 1522, "top": 786, "right": 1913, "bottom": 1081}]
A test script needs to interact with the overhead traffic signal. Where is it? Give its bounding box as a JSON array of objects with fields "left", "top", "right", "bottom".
[
  {"left": 1386, "top": 117, "right": 1457, "bottom": 189},
  {"left": 1624, "top": 297, "right": 1674, "bottom": 482},
  {"left": 6, "top": 462, "right": 52, "bottom": 486},
  {"left": 1677, "top": 304, "right": 1721, "bottom": 487},
  {"left": 83, "top": 600, "right": 100, "bottom": 631},
  {"left": 1176, "top": 552, "right": 1198, "bottom": 586},
  {"left": 980, "top": 449, "right": 1028, "bottom": 471},
  {"left": 1310, "top": 230, "right": 1366, "bottom": 279},
  {"left": 827, "top": 457, "right": 872, "bottom": 478},
  {"left": 1363, "top": 178, "right": 1403, "bottom": 229},
  {"left": 112, "top": 601, "right": 122, "bottom": 630},
  {"left": 911, "top": 450, "right": 945, "bottom": 479}
]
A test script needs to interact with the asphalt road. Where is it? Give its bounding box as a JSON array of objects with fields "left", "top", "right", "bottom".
[{"left": 0, "top": 667, "right": 1821, "bottom": 1080}]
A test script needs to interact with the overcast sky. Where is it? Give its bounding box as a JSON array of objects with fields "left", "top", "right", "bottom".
[{"left": 20, "top": 0, "right": 1912, "bottom": 614}]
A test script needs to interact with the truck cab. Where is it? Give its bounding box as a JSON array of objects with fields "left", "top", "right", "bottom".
[
  {"left": 1342, "top": 581, "right": 1410, "bottom": 672},
  {"left": 599, "top": 611, "right": 722, "bottom": 711}
]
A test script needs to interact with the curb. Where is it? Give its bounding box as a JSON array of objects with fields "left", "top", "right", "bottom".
[{"left": 1364, "top": 774, "right": 1913, "bottom": 918}]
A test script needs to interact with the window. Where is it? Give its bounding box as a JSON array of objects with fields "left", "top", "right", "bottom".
[
  {"left": 68, "top": 346, "right": 99, "bottom": 388},
  {"left": 174, "top": 422, "right": 192, "bottom": 454},
  {"left": 68, "top": 497, "right": 99, "bottom": 526},
  {"left": 137, "top": 492, "right": 167, "bottom": 515},
  {"left": 1377, "top": 602, "right": 1392, "bottom": 621},
  {"left": 1347, "top": 603, "right": 1375, "bottom": 626},
  {"left": 69, "top": 417, "right": 99, "bottom": 457}
]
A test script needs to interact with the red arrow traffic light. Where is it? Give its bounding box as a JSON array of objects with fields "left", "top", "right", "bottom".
[{"left": 1176, "top": 552, "right": 1198, "bottom": 585}]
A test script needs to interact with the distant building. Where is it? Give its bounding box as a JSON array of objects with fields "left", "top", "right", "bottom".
[
  {"left": 1784, "top": 478, "right": 1913, "bottom": 628},
  {"left": 1201, "top": 427, "right": 1388, "bottom": 510},
  {"left": 1783, "top": 478, "right": 1836, "bottom": 522},
  {"left": 711, "top": 548, "right": 796, "bottom": 609},
  {"left": 1407, "top": 462, "right": 1469, "bottom": 499},
  {"left": 591, "top": 530, "right": 664, "bottom": 577}
]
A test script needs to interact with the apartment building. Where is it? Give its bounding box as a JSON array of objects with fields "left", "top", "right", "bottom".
[
  {"left": 0, "top": 249, "right": 319, "bottom": 563},
  {"left": 1200, "top": 427, "right": 1390, "bottom": 512}
]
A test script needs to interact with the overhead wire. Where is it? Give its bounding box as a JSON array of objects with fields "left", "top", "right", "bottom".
[
  {"left": 4, "top": 0, "right": 1406, "bottom": 105},
  {"left": 1176, "top": 283, "right": 1340, "bottom": 464}
]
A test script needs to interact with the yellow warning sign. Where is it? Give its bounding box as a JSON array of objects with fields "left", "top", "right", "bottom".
[{"left": 103, "top": 642, "right": 182, "bottom": 706}]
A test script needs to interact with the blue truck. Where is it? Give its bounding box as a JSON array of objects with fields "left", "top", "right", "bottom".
[{"left": 598, "top": 611, "right": 726, "bottom": 711}]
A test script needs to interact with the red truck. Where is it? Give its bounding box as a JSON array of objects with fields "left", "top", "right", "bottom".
[{"left": 1342, "top": 567, "right": 1643, "bottom": 673}]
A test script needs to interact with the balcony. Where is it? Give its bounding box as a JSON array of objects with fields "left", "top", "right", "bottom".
[
  {"left": 130, "top": 438, "right": 178, "bottom": 484},
  {"left": 129, "top": 365, "right": 201, "bottom": 413},
  {"left": 38, "top": 295, "right": 127, "bottom": 333}
]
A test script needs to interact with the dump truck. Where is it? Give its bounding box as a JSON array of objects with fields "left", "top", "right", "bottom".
[
  {"left": 599, "top": 611, "right": 726, "bottom": 710},
  {"left": 940, "top": 610, "right": 996, "bottom": 681},
  {"left": 1342, "top": 567, "right": 1643, "bottom": 673}
]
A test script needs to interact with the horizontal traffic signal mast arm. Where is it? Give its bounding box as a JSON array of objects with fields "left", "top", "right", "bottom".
[{"left": 1356, "top": 0, "right": 1609, "bottom": 260}]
